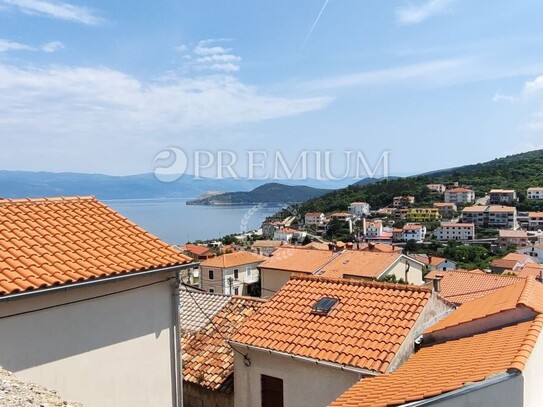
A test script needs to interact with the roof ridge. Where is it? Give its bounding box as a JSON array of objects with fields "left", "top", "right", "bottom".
[
  {"left": 0, "top": 196, "right": 96, "bottom": 205},
  {"left": 509, "top": 314, "right": 543, "bottom": 372},
  {"left": 290, "top": 274, "right": 432, "bottom": 293},
  {"left": 518, "top": 277, "right": 543, "bottom": 313}
]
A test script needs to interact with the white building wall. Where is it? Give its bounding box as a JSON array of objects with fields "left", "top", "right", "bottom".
[
  {"left": 523, "top": 319, "right": 543, "bottom": 407},
  {"left": 0, "top": 271, "right": 179, "bottom": 407},
  {"left": 232, "top": 348, "right": 361, "bottom": 407}
]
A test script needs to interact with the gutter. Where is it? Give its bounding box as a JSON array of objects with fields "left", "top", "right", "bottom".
[
  {"left": 174, "top": 270, "right": 184, "bottom": 407},
  {"left": 401, "top": 371, "right": 519, "bottom": 406},
  {"left": 228, "top": 340, "right": 378, "bottom": 377},
  {"left": 0, "top": 262, "right": 200, "bottom": 303}
]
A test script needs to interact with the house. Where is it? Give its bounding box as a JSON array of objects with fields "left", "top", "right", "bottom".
[
  {"left": 433, "top": 202, "right": 457, "bottom": 217},
  {"left": 347, "top": 202, "right": 370, "bottom": 217},
  {"left": 433, "top": 222, "right": 475, "bottom": 241},
  {"left": 230, "top": 275, "right": 453, "bottom": 407},
  {"left": 528, "top": 212, "right": 543, "bottom": 231},
  {"left": 490, "top": 253, "right": 536, "bottom": 273},
  {"left": 514, "top": 263, "right": 543, "bottom": 279},
  {"left": 489, "top": 188, "right": 517, "bottom": 204},
  {"left": 527, "top": 187, "right": 543, "bottom": 200},
  {"left": 318, "top": 250, "right": 425, "bottom": 285},
  {"left": 180, "top": 291, "right": 265, "bottom": 407},
  {"left": 0, "top": 196, "right": 195, "bottom": 407},
  {"left": 304, "top": 212, "right": 325, "bottom": 226},
  {"left": 517, "top": 243, "right": 543, "bottom": 263},
  {"left": 461, "top": 205, "right": 517, "bottom": 229},
  {"left": 410, "top": 254, "right": 457, "bottom": 272},
  {"left": 251, "top": 240, "right": 283, "bottom": 256},
  {"left": 180, "top": 243, "right": 215, "bottom": 260},
  {"left": 499, "top": 229, "right": 530, "bottom": 249},
  {"left": 393, "top": 195, "right": 415, "bottom": 208},
  {"left": 199, "top": 251, "right": 266, "bottom": 295},
  {"left": 356, "top": 242, "right": 402, "bottom": 253},
  {"left": 395, "top": 224, "right": 426, "bottom": 243},
  {"left": 444, "top": 187, "right": 475, "bottom": 204},
  {"left": 258, "top": 248, "right": 338, "bottom": 297},
  {"left": 405, "top": 208, "right": 441, "bottom": 222},
  {"left": 427, "top": 183, "right": 446, "bottom": 194},
  {"left": 364, "top": 219, "right": 383, "bottom": 237},
  {"left": 423, "top": 269, "right": 525, "bottom": 304},
  {"left": 330, "top": 278, "right": 543, "bottom": 407},
  {"left": 0, "top": 366, "right": 82, "bottom": 406}
]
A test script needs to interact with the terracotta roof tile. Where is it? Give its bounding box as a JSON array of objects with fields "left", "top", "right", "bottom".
[
  {"left": 182, "top": 296, "right": 265, "bottom": 392},
  {"left": 425, "top": 277, "right": 543, "bottom": 335},
  {"left": 259, "top": 248, "right": 337, "bottom": 273},
  {"left": 180, "top": 290, "right": 231, "bottom": 337},
  {"left": 200, "top": 251, "right": 267, "bottom": 268},
  {"left": 0, "top": 197, "right": 192, "bottom": 296},
  {"left": 230, "top": 275, "right": 432, "bottom": 373},
  {"left": 423, "top": 270, "right": 525, "bottom": 304},
  {"left": 330, "top": 316, "right": 543, "bottom": 407},
  {"left": 319, "top": 251, "right": 401, "bottom": 279},
  {"left": 517, "top": 263, "right": 543, "bottom": 278}
]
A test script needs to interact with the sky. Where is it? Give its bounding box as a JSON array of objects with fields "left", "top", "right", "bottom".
[{"left": 1, "top": 0, "right": 543, "bottom": 179}]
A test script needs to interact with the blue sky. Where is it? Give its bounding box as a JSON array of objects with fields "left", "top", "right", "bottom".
[{"left": 1, "top": 0, "right": 543, "bottom": 178}]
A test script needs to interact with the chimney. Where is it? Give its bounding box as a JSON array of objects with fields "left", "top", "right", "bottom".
[
  {"left": 537, "top": 270, "right": 543, "bottom": 284},
  {"left": 368, "top": 243, "right": 375, "bottom": 251},
  {"left": 433, "top": 274, "right": 443, "bottom": 293}
]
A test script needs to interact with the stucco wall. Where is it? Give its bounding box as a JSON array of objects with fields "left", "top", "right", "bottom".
[
  {"left": 232, "top": 348, "right": 361, "bottom": 407},
  {"left": 0, "top": 271, "right": 178, "bottom": 407},
  {"left": 183, "top": 381, "right": 233, "bottom": 407},
  {"left": 387, "top": 258, "right": 424, "bottom": 285},
  {"left": 523, "top": 319, "right": 543, "bottom": 407},
  {"left": 260, "top": 268, "right": 292, "bottom": 298},
  {"left": 200, "top": 266, "right": 224, "bottom": 293}
]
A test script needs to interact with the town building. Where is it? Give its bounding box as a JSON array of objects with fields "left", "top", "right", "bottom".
[
  {"left": 433, "top": 202, "right": 457, "bottom": 217},
  {"left": 444, "top": 187, "right": 475, "bottom": 204},
  {"left": 347, "top": 202, "right": 370, "bottom": 217},
  {"left": 410, "top": 254, "right": 457, "bottom": 272},
  {"left": 498, "top": 229, "right": 530, "bottom": 249},
  {"left": 405, "top": 207, "right": 441, "bottom": 222},
  {"left": 394, "top": 223, "right": 426, "bottom": 243},
  {"left": 273, "top": 227, "right": 306, "bottom": 243},
  {"left": 426, "top": 183, "right": 446, "bottom": 194},
  {"left": 528, "top": 212, "right": 543, "bottom": 231},
  {"left": 364, "top": 219, "right": 383, "bottom": 237},
  {"left": 461, "top": 205, "right": 517, "bottom": 229},
  {"left": 304, "top": 212, "right": 325, "bottom": 226},
  {"left": 180, "top": 243, "right": 215, "bottom": 260},
  {"left": 527, "top": 187, "right": 543, "bottom": 200},
  {"left": 489, "top": 188, "right": 518, "bottom": 204},
  {"left": 517, "top": 244, "right": 543, "bottom": 263},
  {"left": 0, "top": 196, "right": 194, "bottom": 407},
  {"left": 199, "top": 251, "right": 266, "bottom": 295},
  {"left": 393, "top": 195, "right": 415, "bottom": 208},
  {"left": 490, "top": 253, "right": 536, "bottom": 274},
  {"left": 433, "top": 222, "right": 475, "bottom": 241},
  {"left": 180, "top": 291, "right": 265, "bottom": 407},
  {"left": 251, "top": 240, "right": 283, "bottom": 256},
  {"left": 230, "top": 275, "right": 453, "bottom": 407},
  {"left": 330, "top": 278, "right": 543, "bottom": 407}
]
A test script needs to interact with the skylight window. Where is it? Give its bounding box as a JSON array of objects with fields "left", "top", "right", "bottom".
[{"left": 312, "top": 297, "right": 338, "bottom": 315}]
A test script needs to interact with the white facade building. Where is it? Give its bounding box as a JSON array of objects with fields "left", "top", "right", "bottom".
[
  {"left": 527, "top": 187, "right": 543, "bottom": 200},
  {"left": 444, "top": 188, "right": 475, "bottom": 204},
  {"left": 348, "top": 202, "right": 370, "bottom": 217},
  {"left": 462, "top": 205, "right": 517, "bottom": 229},
  {"left": 395, "top": 224, "right": 427, "bottom": 243},
  {"left": 433, "top": 223, "right": 475, "bottom": 241},
  {"left": 305, "top": 212, "right": 325, "bottom": 226}
]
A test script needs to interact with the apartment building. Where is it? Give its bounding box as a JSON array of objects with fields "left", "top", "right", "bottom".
[
  {"left": 433, "top": 202, "right": 457, "bottom": 217},
  {"left": 527, "top": 187, "right": 543, "bottom": 200},
  {"left": 433, "top": 223, "right": 475, "bottom": 241},
  {"left": 393, "top": 195, "right": 415, "bottom": 208},
  {"left": 461, "top": 205, "right": 517, "bottom": 229},
  {"left": 348, "top": 202, "right": 370, "bottom": 217},
  {"left": 528, "top": 212, "right": 543, "bottom": 231},
  {"left": 444, "top": 187, "right": 475, "bottom": 204},
  {"left": 304, "top": 212, "right": 325, "bottom": 226},
  {"left": 406, "top": 208, "right": 441, "bottom": 222},
  {"left": 489, "top": 189, "right": 517, "bottom": 204},
  {"left": 426, "top": 183, "right": 446, "bottom": 194}
]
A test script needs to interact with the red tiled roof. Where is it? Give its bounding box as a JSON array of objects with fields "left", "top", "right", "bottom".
[
  {"left": 259, "top": 248, "right": 337, "bottom": 273},
  {"left": 230, "top": 275, "right": 432, "bottom": 373},
  {"left": 0, "top": 197, "right": 192, "bottom": 296},
  {"left": 180, "top": 243, "right": 214, "bottom": 257},
  {"left": 491, "top": 259, "right": 520, "bottom": 269},
  {"left": 425, "top": 277, "right": 543, "bottom": 335},
  {"left": 517, "top": 263, "right": 543, "bottom": 278},
  {"left": 423, "top": 270, "right": 525, "bottom": 304},
  {"left": 329, "top": 316, "right": 543, "bottom": 407},
  {"left": 182, "top": 296, "right": 266, "bottom": 392},
  {"left": 200, "top": 251, "right": 267, "bottom": 268},
  {"left": 319, "top": 251, "right": 401, "bottom": 279}
]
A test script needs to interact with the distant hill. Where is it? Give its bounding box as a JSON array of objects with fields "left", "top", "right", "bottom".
[
  {"left": 353, "top": 176, "right": 400, "bottom": 187},
  {"left": 286, "top": 149, "right": 543, "bottom": 215},
  {"left": 186, "top": 182, "right": 330, "bottom": 205}
]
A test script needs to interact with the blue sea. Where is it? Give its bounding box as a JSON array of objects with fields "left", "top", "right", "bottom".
[{"left": 105, "top": 198, "right": 285, "bottom": 244}]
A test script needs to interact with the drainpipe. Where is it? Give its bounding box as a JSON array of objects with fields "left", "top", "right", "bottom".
[{"left": 174, "top": 270, "right": 183, "bottom": 407}]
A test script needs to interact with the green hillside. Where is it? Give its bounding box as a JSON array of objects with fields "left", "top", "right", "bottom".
[{"left": 287, "top": 150, "right": 543, "bottom": 215}]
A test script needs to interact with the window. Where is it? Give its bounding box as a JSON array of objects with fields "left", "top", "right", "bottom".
[
  {"left": 234, "top": 269, "right": 239, "bottom": 279},
  {"left": 234, "top": 287, "right": 239, "bottom": 295},
  {"left": 209, "top": 287, "right": 215, "bottom": 293},
  {"left": 312, "top": 297, "right": 339, "bottom": 315},
  {"left": 261, "top": 375, "right": 283, "bottom": 407},
  {"left": 208, "top": 270, "right": 214, "bottom": 280}
]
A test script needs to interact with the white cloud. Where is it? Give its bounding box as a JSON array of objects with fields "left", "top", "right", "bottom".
[
  {"left": 0, "top": 0, "right": 102, "bottom": 25},
  {"left": 0, "top": 62, "right": 331, "bottom": 140},
  {"left": 190, "top": 39, "right": 242, "bottom": 73},
  {"left": 396, "top": 0, "right": 455, "bottom": 25},
  {"left": 492, "top": 92, "right": 516, "bottom": 102},
  {"left": 522, "top": 75, "right": 543, "bottom": 96},
  {"left": 41, "top": 40, "right": 64, "bottom": 53},
  {"left": 0, "top": 38, "right": 35, "bottom": 52},
  {"left": 196, "top": 54, "right": 241, "bottom": 63}
]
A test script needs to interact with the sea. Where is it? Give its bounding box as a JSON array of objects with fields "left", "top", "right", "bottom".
[{"left": 105, "top": 198, "right": 285, "bottom": 245}]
